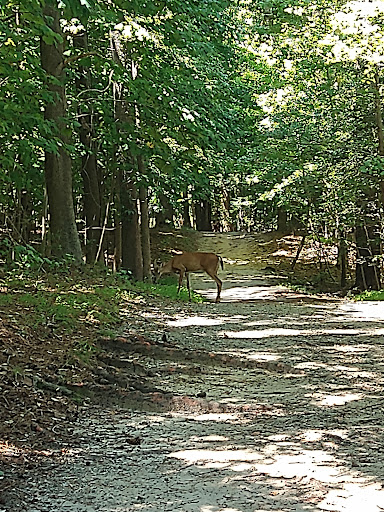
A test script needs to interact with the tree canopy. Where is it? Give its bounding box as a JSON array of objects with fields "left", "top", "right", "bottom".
[{"left": 1, "top": 0, "right": 384, "bottom": 290}]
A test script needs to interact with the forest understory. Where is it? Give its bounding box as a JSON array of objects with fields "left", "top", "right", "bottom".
[{"left": 1, "top": 230, "right": 383, "bottom": 512}]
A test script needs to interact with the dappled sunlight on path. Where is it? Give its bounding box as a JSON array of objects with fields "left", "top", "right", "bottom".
[{"left": 10, "top": 232, "right": 384, "bottom": 512}]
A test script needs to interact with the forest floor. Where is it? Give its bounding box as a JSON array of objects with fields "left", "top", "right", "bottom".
[{"left": 2, "top": 231, "right": 384, "bottom": 511}]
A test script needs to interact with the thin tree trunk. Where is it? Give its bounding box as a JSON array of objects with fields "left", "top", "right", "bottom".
[
  {"left": 156, "top": 193, "right": 174, "bottom": 228},
  {"left": 40, "top": 0, "right": 82, "bottom": 263},
  {"left": 111, "top": 31, "right": 144, "bottom": 280},
  {"left": 74, "top": 30, "right": 102, "bottom": 264},
  {"left": 338, "top": 230, "right": 347, "bottom": 288},
  {"left": 355, "top": 223, "right": 381, "bottom": 290},
  {"left": 137, "top": 156, "right": 151, "bottom": 280},
  {"left": 353, "top": 70, "right": 384, "bottom": 290},
  {"left": 182, "top": 191, "right": 192, "bottom": 228},
  {"left": 121, "top": 182, "right": 143, "bottom": 280},
  {"left": 277, "top": 206, "right": 289, "bottom": 233},
  {"left": 41, "top": 187, "right": 49, "bottom": 256},
  {"left": 222, "top": 189, "right": 233, "bottom": 232},
  {"left": 291, "top": 235, "right": 306, "bottom": 271},
  {"left": 139, "top": 184, "right": 152, "bottom": 281},
  {"left": 113, "top": 169, "right": 122, "bottom": 272}
]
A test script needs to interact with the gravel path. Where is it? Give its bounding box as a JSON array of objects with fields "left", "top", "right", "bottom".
[{"left": 8, "top": 233, "right": 384, "bottom": 512}]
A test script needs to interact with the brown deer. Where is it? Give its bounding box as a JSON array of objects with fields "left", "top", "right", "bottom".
[{"left": 154, "top": 252, "right": 224, "bottom": 303}]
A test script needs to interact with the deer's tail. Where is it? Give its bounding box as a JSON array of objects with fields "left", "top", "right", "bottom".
[{"left": 218, "top": 255, "right": 224, "bottom": 270}]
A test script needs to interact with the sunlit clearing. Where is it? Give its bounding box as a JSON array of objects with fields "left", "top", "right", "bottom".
[
  {"left": 267, "top": 434, "right": 289, "bottom": 441},
  {"left": 168, "top": 438, "right": 384, "bottom": 512},
  {"left": 257, "top": 450, "right": 337, "bottom": 480},
  {"left": 333, "top": 344, "right": 370, "bottom": 353},
  {"left": 183, "top": 413, "right": 240, "bottom": 422},
  {"left": 296, "top": 361, "right": 328, "bottom": 369},
  {"left": 222, "top": 328, "right": 302, "bottom": 338},
  {"left": 169, "top": 446, "right": 339, "bottom": 481},
  {"left": 190, "top": 435, "right": 229, "bottom": 442},
  {"left": 340, "top": 302, "right": 384, "bottom": 321},
  {"left": 169, "top": 448, "right": 264, "bottom": 466},
  {"left": 247, "top": 351, "right": 280, "bottom": 362},
  {"left": 197, "top": 285, "right": 289, "bottom": 302},
  {"left": 319, "top": 482, "right": 384, "bottom": 511},
  {"left": 297, "top": 361, "right": 376, "bottom": 379},
  {"left": 167, "top": 316, "right": 225, "bottom": 327},
  {"left": 222, "top": 326, "right": 384, "bottom": 339},
  {"left": 299, "top": 429, "right": 348, "bottom": 442},
  {"left": 223, "top": 258, "right": 250, "bottom": 266},
  {"left": 311, "top": 392, "right": 363, "bottom": 406}
]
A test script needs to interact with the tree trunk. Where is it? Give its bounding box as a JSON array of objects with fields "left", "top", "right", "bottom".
[
  {"left": 195, "top": 199, "right": 212, "bottom": 231},
  {"left": 121, "top": 181, "right": 143, "bottom": 280},
  {"left": 139, "top": 185, "right": 152, "bottom": 281},
  {"left": 113, "top": 170, "right": 122, "bottom": 272},
  {"left": 221, "top": 189, "right": 233, "bottom": 231},
  {"left": 73, "top": 30, "right": 102, "bottom": 264},
  {"left": 182, "top": 192, "right": 192, "bottom": 228},
  {"left": 355, "top": 223, "right": 381, "bottom": 290},
  {"left": 137, "top": 156, "right": 151, "bottom": 280},
  {"left": 155, "top": 193, "right": 174, "bottom": 228},
  {"left": 40, "top": 1, "right": 82, "bottom": 263},
  {"left": 111, "top": 32, "right": 144, "bottom": 279},
  {"left": 277, "top": 206, "right": 289, "bottom": 233},
  {"left": 337, "top": 230, "right": 347, "bottom": 288},
  {"left": 291, "top": 235, "right": 306, "bottom": 270},
  {"left": 354, "top": 69, "right": 384, "bottom": 291}
]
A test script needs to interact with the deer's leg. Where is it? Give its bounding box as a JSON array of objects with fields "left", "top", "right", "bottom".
[
  {"left": 177, "top": 269, "right": 184, "bottom": 294},
  {"left": 206, "top": 272, "right": 222, "bottom": 303},
  {"left": 185, "top": 272, "right": 191, "bottom": 301},
  {"left": 176, "top": 265, "right": 187, "bottom": 294}
]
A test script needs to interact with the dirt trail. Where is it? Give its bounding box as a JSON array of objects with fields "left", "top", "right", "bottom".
[
  {"left": 6, "top": 232, "right": 384, "bottom": 512},
  {"left": 192, "top": 232, "right": 313, "bottom": 302}
]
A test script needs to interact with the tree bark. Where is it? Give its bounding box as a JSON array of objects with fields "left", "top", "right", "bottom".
[
  {"left": 355, "top": 223, "right": 381, "bottom": 290},
  {"left": 111, "top": 31, "right": 144, "bottom": 279},
  {"left": 113, "top": 170, "right": 122, "bottom": 272},
  {"left": 40, "top": 1, "right": 82, "bottom": 263},
  {"left": 73, "top": 30, "right": 102, "bottom": 264},
  {"left": 277, "top": 206, "right": 289, "bottom": 233},
  {"left": 121, "top": 181, "right": 143, "bottom": 280},
  {"left": 137, "top": 156, "right": 152, "bottom": 280},
  {"left": 195, "top": 199, "right": 212, "bottom": 231},
  {"left": 221, "top": 189, "right": 233, "bottom": 232},
  {"left": 354, "top": 70, "right": 384, "bottom": 290},
  {"left": 182, "top": 191, "right": 192, "bottom": 228},
  {"left": 337, "top": 230, "right": 347, "bottom": 288},
  {"left": 291, "top": 235, "right": 306, "bottom": 270},
  {"left": 155, "top": 193, "right": 174, "bottom": 228},
  {"left": 139, "top": 184, "right": 152, "bottom": 281}
]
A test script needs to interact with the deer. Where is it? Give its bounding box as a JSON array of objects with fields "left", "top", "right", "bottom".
[{"left": 154, "top": 252, "right": 224, "bottom": 303}]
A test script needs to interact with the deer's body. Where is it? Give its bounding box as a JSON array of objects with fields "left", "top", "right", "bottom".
[{"left": 155, "top": 252, "right": 223, "bottom": 303}]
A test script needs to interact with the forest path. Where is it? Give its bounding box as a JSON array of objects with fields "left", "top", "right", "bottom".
[
  {"left": 193, "top": 231, "right": 324, "bottom": 303},
  {"left": 9, "top": 232, "right": 384, "bottom": 512}
]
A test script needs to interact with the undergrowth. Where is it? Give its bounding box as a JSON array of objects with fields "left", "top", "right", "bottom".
[
  {"left": 0, "top": 264, "right": 204, "bottom": 388},
  {"left": 355, "top": 289, "right": 384, "bottom": 301},
  {"left": 0, "top": 266, "right": 204, "bottom": 334}
]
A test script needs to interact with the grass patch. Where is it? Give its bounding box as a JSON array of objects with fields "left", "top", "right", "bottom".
[
  {"left": 132, "top": 276, "right": 205, "bottom": 303},
  {"left": 355, "top": 289, "right": 384, "bottom": 301},
  {"left": 0, "top": 268, "right": 205, "bottom": 339}
]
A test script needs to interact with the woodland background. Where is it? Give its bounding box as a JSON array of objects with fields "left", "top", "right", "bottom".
[{"left": 1, "top": 0, "right": 384, "bottom": 290}]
